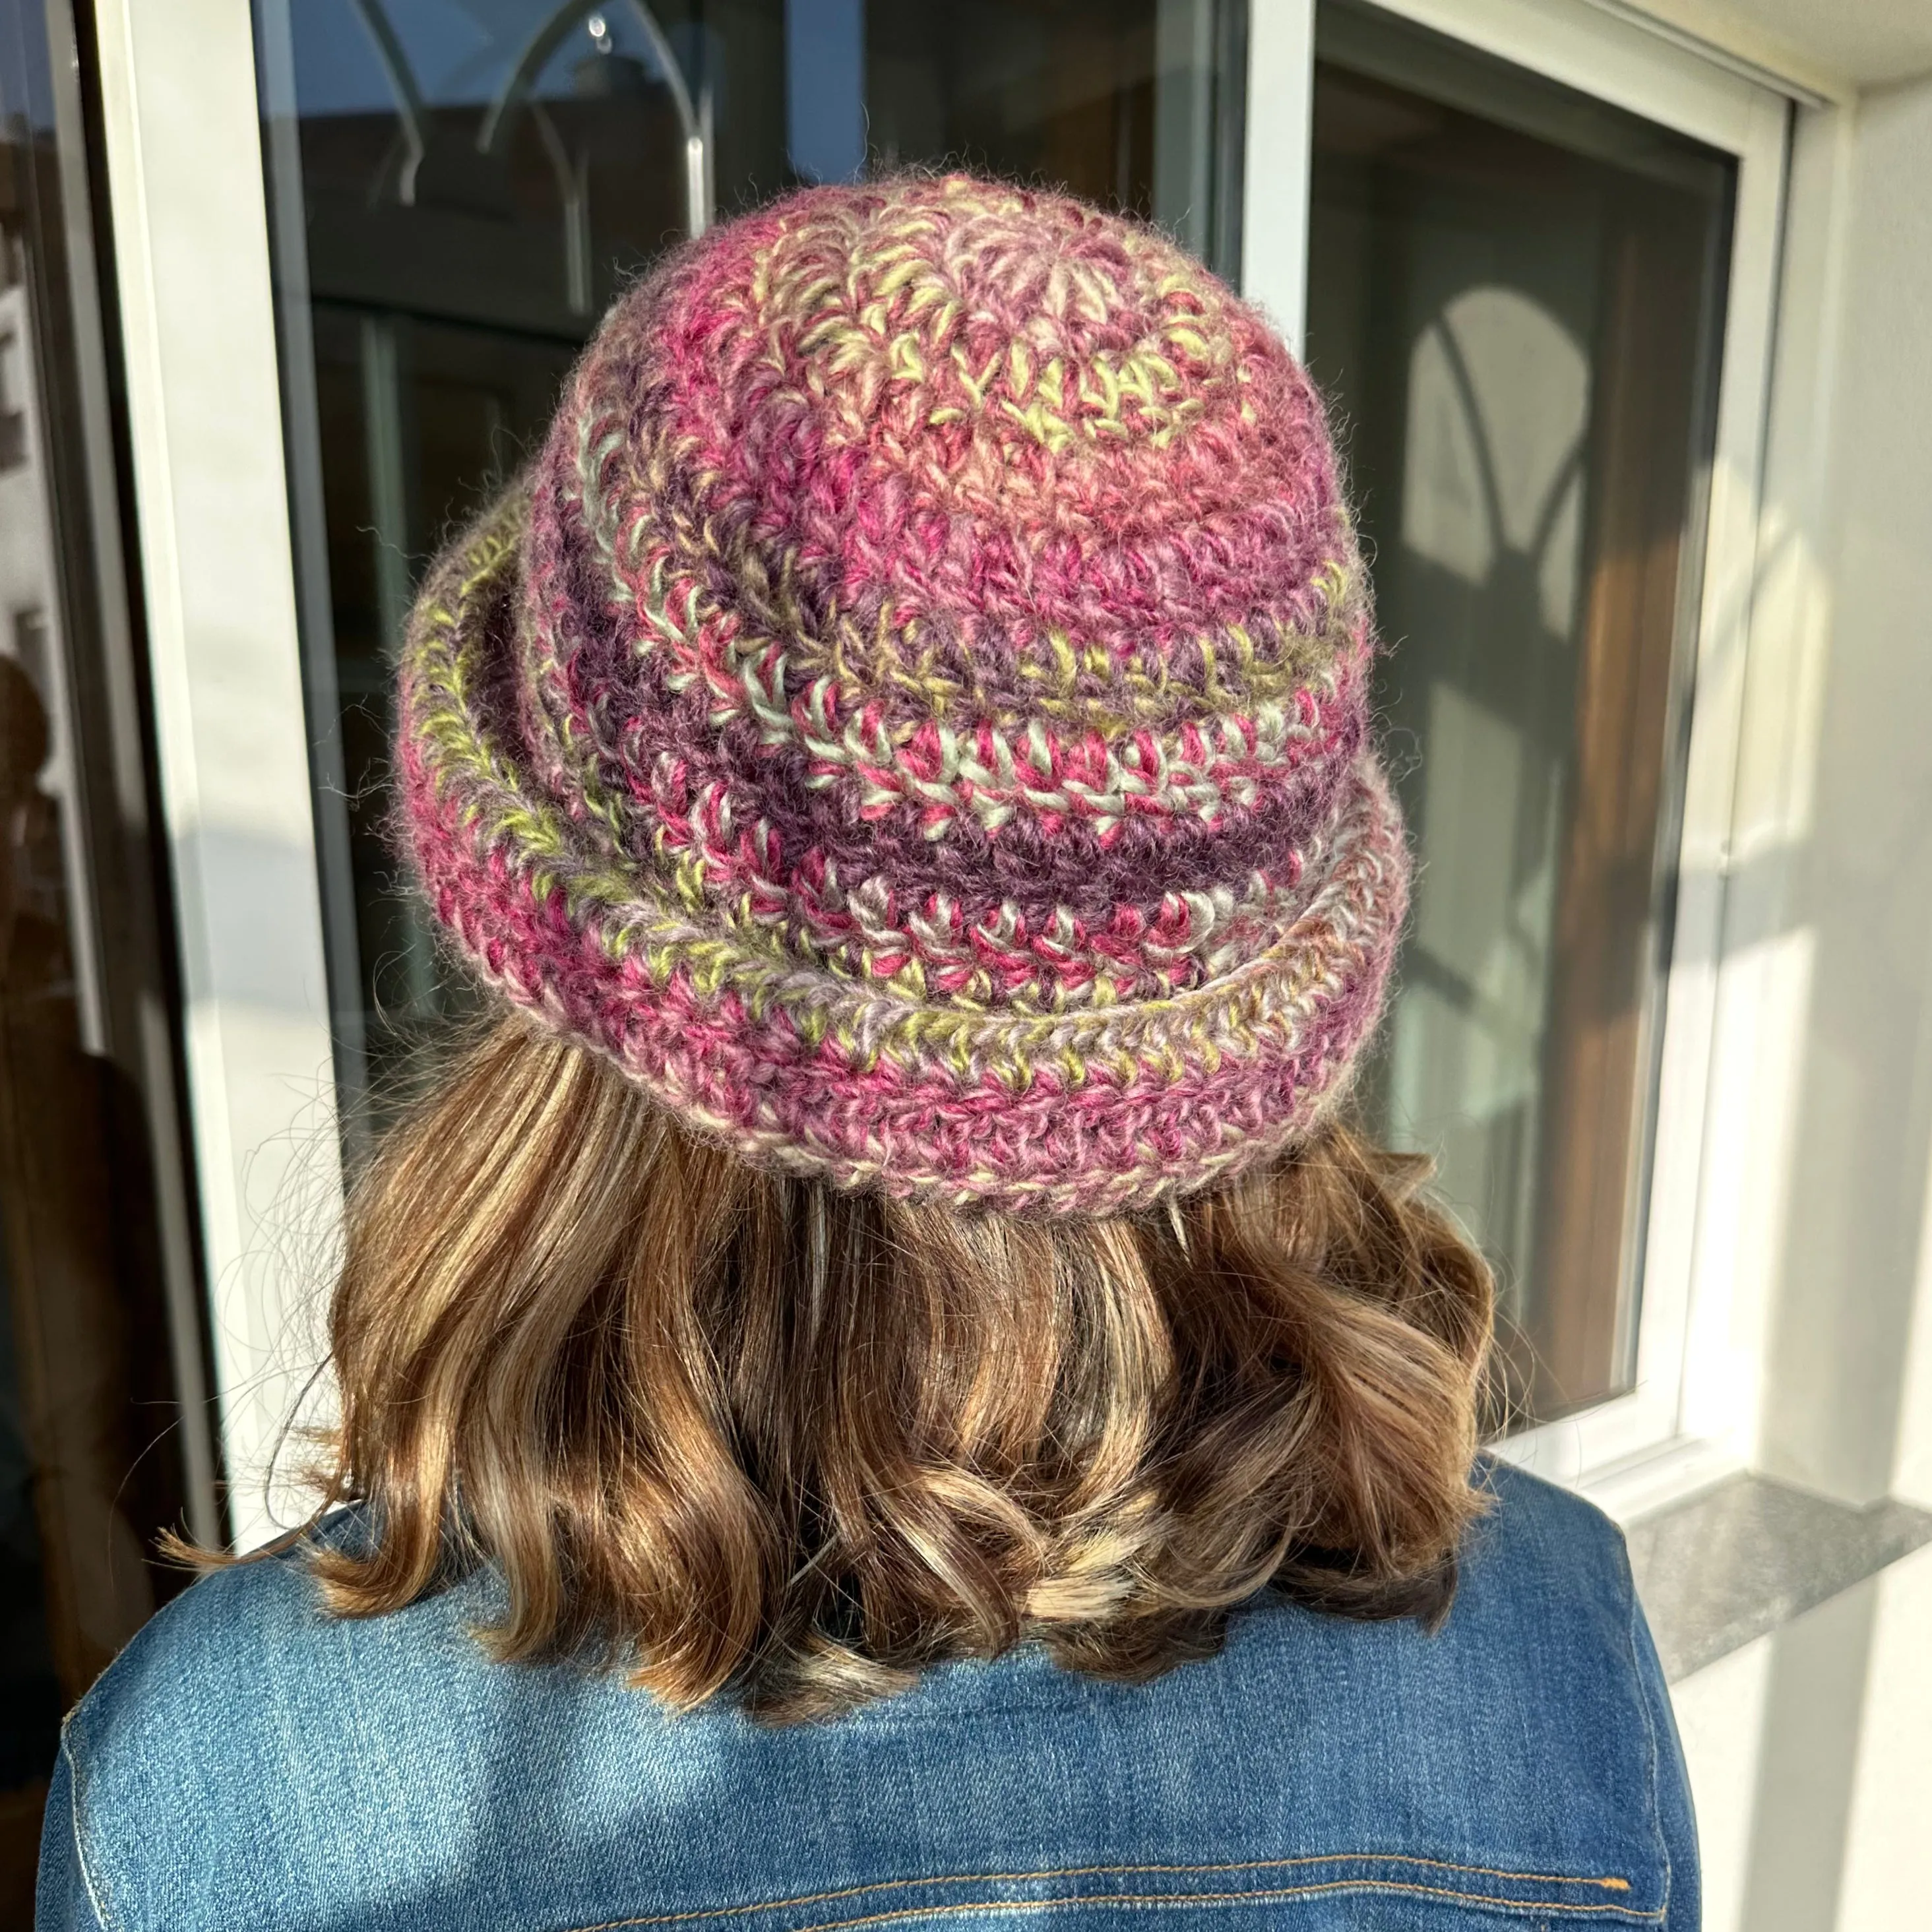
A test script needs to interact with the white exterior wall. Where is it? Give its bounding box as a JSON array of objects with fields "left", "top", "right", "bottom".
[
  {"left": 1668, "top": 68, "right": 1932, "bottom": 1932},
  {"left": 1753, "top": 73, "right": 1932, "bottom": 1510},
  {"left": 1674, "top": 1538, "right": 1932, "bottom": 1932}
]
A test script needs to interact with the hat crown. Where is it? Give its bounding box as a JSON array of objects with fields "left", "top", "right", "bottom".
[
  {"left": 399, "top": 175, "right": 1408, "bottom": 1213},
  {"left": 602, "top": 175, "right": 1357, "bottom": 725}
]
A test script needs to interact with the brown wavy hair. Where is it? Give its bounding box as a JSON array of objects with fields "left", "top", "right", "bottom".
[{"left": 290, "top": 1015, "right": 1493, "bottom": 1722}]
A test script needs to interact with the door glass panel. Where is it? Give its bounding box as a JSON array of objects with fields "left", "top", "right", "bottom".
[
  {"left": 1305, "top": 0, "right": 1734, "bottom": 1420},
  {"left": 2, "top": 0, "right": 210, "bottom": 1897},
  {"left": 254, "top": 0, "right": 1247, "bottom": 1129}
]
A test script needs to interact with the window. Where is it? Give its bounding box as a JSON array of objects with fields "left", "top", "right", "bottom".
[
  {"left": 1304, "top": 1, "right": 1734, "bottom": 1423},
  {"left": 1260, "top": 0, "right": 1786, "bottom": 1503}
]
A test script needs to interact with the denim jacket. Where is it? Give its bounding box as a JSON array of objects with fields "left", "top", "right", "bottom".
[{"left": 38, "top": 1459, "right": 1696, "bottom": 1931}]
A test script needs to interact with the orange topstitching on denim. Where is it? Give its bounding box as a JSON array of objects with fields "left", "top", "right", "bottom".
[{"left": 571, "top": 1851, "right": 1652, "bottom": 1932}]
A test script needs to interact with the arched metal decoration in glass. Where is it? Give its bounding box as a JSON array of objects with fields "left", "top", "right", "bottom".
[{"left": 253, "top": 0, "right": 1247, "bottom": 1129}]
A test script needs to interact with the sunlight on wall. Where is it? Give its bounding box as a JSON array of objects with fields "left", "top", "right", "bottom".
[
  {"left": 1672, "top": 1540, "right": 1932, "bottom": 1931},
  {"left": 1671, "top": 1636, "right": 1772, "bottom": 1932}
]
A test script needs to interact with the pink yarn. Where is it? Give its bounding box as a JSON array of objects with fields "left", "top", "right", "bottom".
[{"left": 395, "top": 174, "right": 1408, "bottom": 1214}]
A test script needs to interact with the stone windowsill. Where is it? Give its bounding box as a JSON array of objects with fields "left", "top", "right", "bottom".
[{"left": 1624, "top": 1472, "right": 1932, "bottom": 1682}]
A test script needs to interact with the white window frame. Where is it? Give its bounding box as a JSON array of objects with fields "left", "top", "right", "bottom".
[
  {"left": 1245, "top": 0, "right": 1793, "bottom": 1518},
  {"left": 92, "top": 0, "right": 342, "bottom": 1552},
  {"left": 90, "top": 0, "right": 1815, "bottom": 1547}
]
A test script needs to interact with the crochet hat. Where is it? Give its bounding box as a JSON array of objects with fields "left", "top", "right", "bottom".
[{"left": 397, "top": 173, "right": 1407, "bottom": 1216}]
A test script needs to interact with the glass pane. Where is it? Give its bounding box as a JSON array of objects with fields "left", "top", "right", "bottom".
[
  {"left": 1305, "top": 1, "right": 1733, "bottom": 1420},
  {"left": 255, "top": 0, "right": 1247, "bottom": 1127},
  {"left": 2, "top": 0, "right": 208, "bottom": 1896}
]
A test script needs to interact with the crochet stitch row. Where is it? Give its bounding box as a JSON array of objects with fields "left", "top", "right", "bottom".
[{"left": 396, "top": 175, "right": 1410, "bottom": 1212}]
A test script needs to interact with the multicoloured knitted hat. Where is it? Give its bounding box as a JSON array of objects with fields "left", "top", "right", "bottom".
[{"left": 397, "top": 173, "right": 1407, "bottom": 1216}]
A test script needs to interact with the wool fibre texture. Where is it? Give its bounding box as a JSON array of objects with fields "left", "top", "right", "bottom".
[{"left": 396, "top": 173, "right": 1410, "bottom": 1214}]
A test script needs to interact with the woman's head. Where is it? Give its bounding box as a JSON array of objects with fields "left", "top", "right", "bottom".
[{"left": 307, "top": 173, "right": 1491, "bottom": 1718}]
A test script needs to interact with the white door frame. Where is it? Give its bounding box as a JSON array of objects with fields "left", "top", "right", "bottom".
[
  {"left": 1243, "top": 0, "right": 1793, "bottom": 1517},
  {"left": 92, "top": 0, "right": 342, "bottom": 1553}
]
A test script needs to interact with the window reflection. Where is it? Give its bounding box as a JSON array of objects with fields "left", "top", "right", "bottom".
[
  {"left": 1390, "top": 282, "right": 1592, "bottom": 1334},
  {"left": 1307, "top": 3, "right": 1733, "bottom": 1419},
  {"left": 258, "top": 0, "right": 1246, "bottom": 1125},
  {"left": 3, "top": 1, "right": 209, "bottom": 1896}
]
